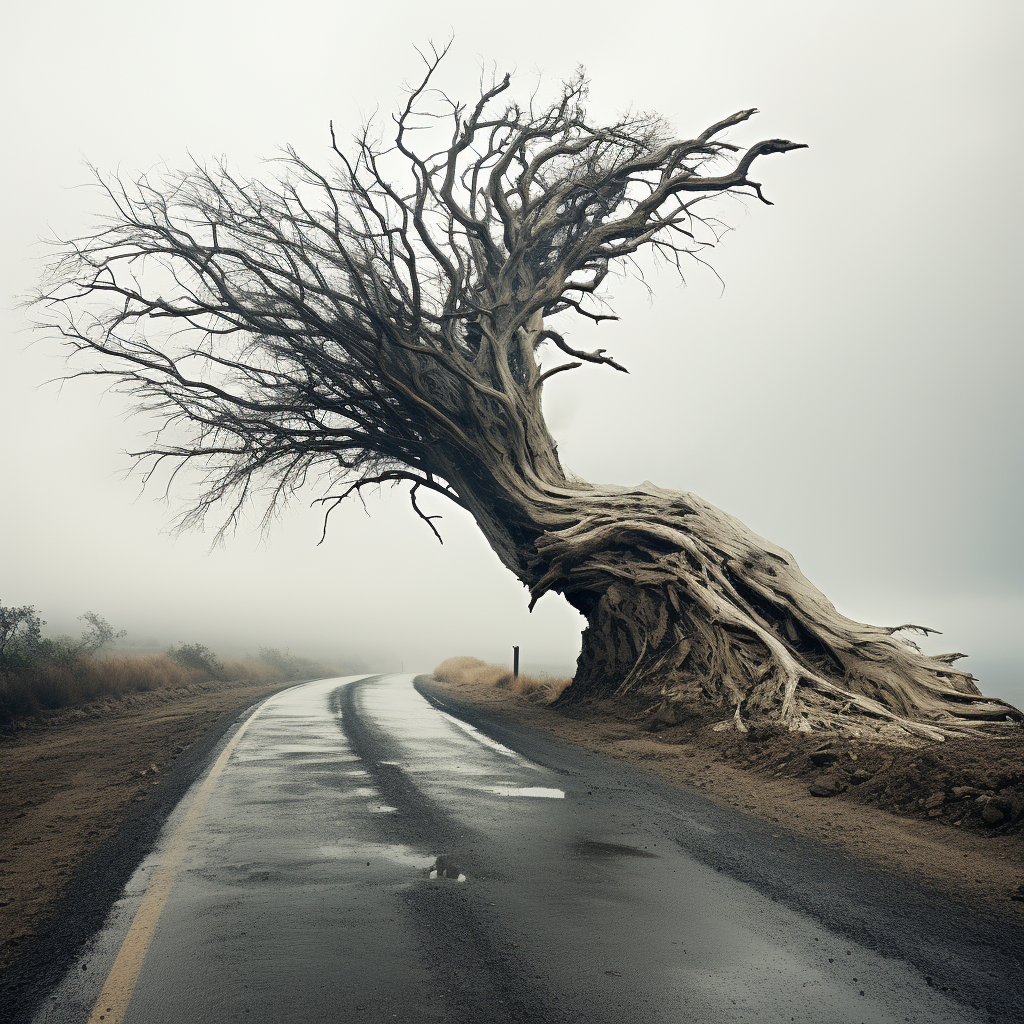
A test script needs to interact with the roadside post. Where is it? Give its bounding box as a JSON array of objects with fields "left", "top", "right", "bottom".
[{"left": 513, "top": 645, "right": 520, "bottom": 680}]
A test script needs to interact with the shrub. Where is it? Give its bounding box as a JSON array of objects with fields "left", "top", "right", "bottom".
[
  {"left": 167, "top": 642, "right": 225, "bottom": 680},
  {"left": 256, "top": 647, "right": 352, "bottom": 681},
  {"left": 256, "top": 646, "right": 302, "bottom": 679},
  {"left": 0, "top": 599, "right": 347, "bottom": 729},
  {"left": 77, "top": 612, "right": 127, "bottom": 656},
  {"left": 1, "top": 604, "right": 127, "bottom": 673},
  {"left": 0, "top": 602, "right": 45, "bottom": 673},
  {"left": 0, "top": 673, "right": 40, "bottom": 723}
]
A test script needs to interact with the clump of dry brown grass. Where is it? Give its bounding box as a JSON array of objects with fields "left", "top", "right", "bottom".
[
  {"left": 0, "top": 613, "right": 356, "bottom": 729},
  {"left": 2, "top": 654, "right": 192, "bottom": 727},
  {"left": 433, "top": 656, "right": 572, "bottom": 704},
  {"left": 0, "top": 653, "right": 294, "bottom": 729},
  {"left": 221, "top": 658, "right": 282, "bottom": 685},
  {"left": 32, "top": 654, "right": 200, "bottom": 704},
  {"left": 434, "top": 656, "right": 513, "bottom": 688}
]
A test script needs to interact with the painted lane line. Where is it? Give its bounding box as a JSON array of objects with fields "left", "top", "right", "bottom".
[
  {"left": 486, "top": 785, "right": 565, "bottom": 798},
  {"left": 436, "top": 710, "right": 535, "bottom": 767},
  {"left": 86, "top": 706, "right": 264, "bottom": 1024}
]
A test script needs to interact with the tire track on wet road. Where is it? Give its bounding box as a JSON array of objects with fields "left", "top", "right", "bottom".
[{"left": 332, "top": 676, "right": 568, "bottom": 1023}]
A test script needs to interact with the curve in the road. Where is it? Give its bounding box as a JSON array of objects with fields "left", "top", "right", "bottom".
[{"left": 20, "top": 674, "right": 1023, "bottom": 1024}]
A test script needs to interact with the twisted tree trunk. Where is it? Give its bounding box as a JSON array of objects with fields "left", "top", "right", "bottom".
[
  {"left": 535, "top": 483, "right": 1024, "bottom": 740},
  {"left": 437, "top": 436, "right": 1021, "bottom": 739},
  {"left": 420, "top": 315, "right": 1021, "bottom": 741}
]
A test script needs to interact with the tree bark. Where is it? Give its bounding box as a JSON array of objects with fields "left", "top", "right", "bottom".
[{"left": 458, "top": 470, "right": 1021, "bottom": 740}]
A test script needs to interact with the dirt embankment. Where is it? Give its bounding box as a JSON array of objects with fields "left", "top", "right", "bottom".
[
  {"left": 0, "top": 679, "right": 295, "bottom": 971},
  {"left": 429, "top": 673, "right": 1024, "bottom": 916}
]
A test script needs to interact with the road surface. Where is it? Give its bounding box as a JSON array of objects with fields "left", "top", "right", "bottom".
[{"left": 26, "top": 675, "right": 1022, "bottom": 1023}]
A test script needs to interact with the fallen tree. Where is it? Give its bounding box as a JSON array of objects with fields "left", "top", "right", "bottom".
[{"left": 35, "top": 46, "right": 1021, "bottom": 739}]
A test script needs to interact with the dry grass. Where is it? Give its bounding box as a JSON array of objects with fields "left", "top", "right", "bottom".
[
  {"left": 433, "top": 656, "right": 572, "bottom": 704},
  {"left": 0, "top": 653, "right": 298, "bottom": 729},
  {"left": 220, "top": 658, "right": 283, "bottom": 686}
]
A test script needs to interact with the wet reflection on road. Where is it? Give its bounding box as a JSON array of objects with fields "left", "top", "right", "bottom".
[{"left": 36, "top": 675, "right": 994, "bottom": 1024}]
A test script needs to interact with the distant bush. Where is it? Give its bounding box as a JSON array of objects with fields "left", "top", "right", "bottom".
[
  {"left": 77, "top": 612, "right": 127, "bottom": 656},
  {"left": 167, "top": 642, "right": 225, "bottom": 680},
  {"left": 219, "top": 657, "right": 282, "bottom": 686},
  {"left": 0, "top": 605, "right": 126, "bottom": 674},
  {"left": 433, "top": 656, "right": 572, "bottom": 703},
  {"left": 0, "top": 603, "right": 45, "bottom": 674},
  {"left": 256, "top": 646, "right": 356, "bottom": 681},
  {"left": 0, "top": 598, "right": 358, "bottom": 729},
  {"left": 256, "top": 646, "right": 304, "bottom": 679}
]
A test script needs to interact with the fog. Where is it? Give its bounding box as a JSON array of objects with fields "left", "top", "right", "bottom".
[{"left": 2, "top": 2, "right": 1020, "bottom": 700}]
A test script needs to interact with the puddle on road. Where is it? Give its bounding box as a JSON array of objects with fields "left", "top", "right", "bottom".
[
  {"left": 486, "top": 785, "right": 565, "bottom": 799},
  {"left": 235, "top": 745, "right": 357, "bottom": 764},
  {"left": 317, "top": 842, "right": 431, "bottom": 867},
  {"left": 427, "top": 855, "right": 467, "bottom": 882},
  {"left": 571, "top": 839, "right": 659, "bottom": 859},
  {"left": 277, "top": 749, "right": 352, "bottom": 760},
  {"left": 337, "top": 787, "right": 377, "bottom": 799},
  {"left": 316, "top": 842, "right": 469, "bottom": 882}
]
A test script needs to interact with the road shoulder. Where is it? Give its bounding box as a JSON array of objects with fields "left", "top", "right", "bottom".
[{"left": 1, "top": 679, "right": 299, "bottom": 1020}]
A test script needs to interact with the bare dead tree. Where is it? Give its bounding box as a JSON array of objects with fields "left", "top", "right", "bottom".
[{"left": 35, "top": 46, "right": 1021, "bottom": 740}]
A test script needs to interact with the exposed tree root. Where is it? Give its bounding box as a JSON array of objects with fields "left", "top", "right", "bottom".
[{"left": 528, "top": 482, "right": 1022, "bottom": 741}]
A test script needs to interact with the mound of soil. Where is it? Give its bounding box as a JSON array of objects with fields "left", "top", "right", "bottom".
[{"left": 640, "top": 700, "right": 1024, "bottom": 834}]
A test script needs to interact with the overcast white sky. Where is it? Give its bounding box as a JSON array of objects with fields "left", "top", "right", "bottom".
[{"left": 2, "top": 1, "right": 1020, "bottom": 702}]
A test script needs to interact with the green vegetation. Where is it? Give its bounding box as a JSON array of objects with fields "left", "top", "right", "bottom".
[
  {"left": 166, "top": 642, "right": 225, "bottom": 680},
  {"left": 0, "top": 599, "right": 352, "bottom": 729},
  {"left": 1, "top": 607, "right": 123, "bottom": 674}
]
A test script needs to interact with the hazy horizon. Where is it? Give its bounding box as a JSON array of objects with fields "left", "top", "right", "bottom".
[{"left": 4, "top": 1, "right": 1020, "bottom": 705}]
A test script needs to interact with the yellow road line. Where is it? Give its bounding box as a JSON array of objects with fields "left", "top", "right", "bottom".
[{"left": 86, "top": 707, "right": 264, "bottom": 1024}]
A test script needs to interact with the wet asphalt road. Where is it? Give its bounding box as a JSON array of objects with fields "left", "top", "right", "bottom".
[{"left": 27, "top": 675, "right": 1023, "bottom": 1023}]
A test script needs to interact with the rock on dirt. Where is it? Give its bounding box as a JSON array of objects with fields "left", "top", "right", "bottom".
[{"left": 809, "top": 776, "right": 846, "bottom": 797}]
